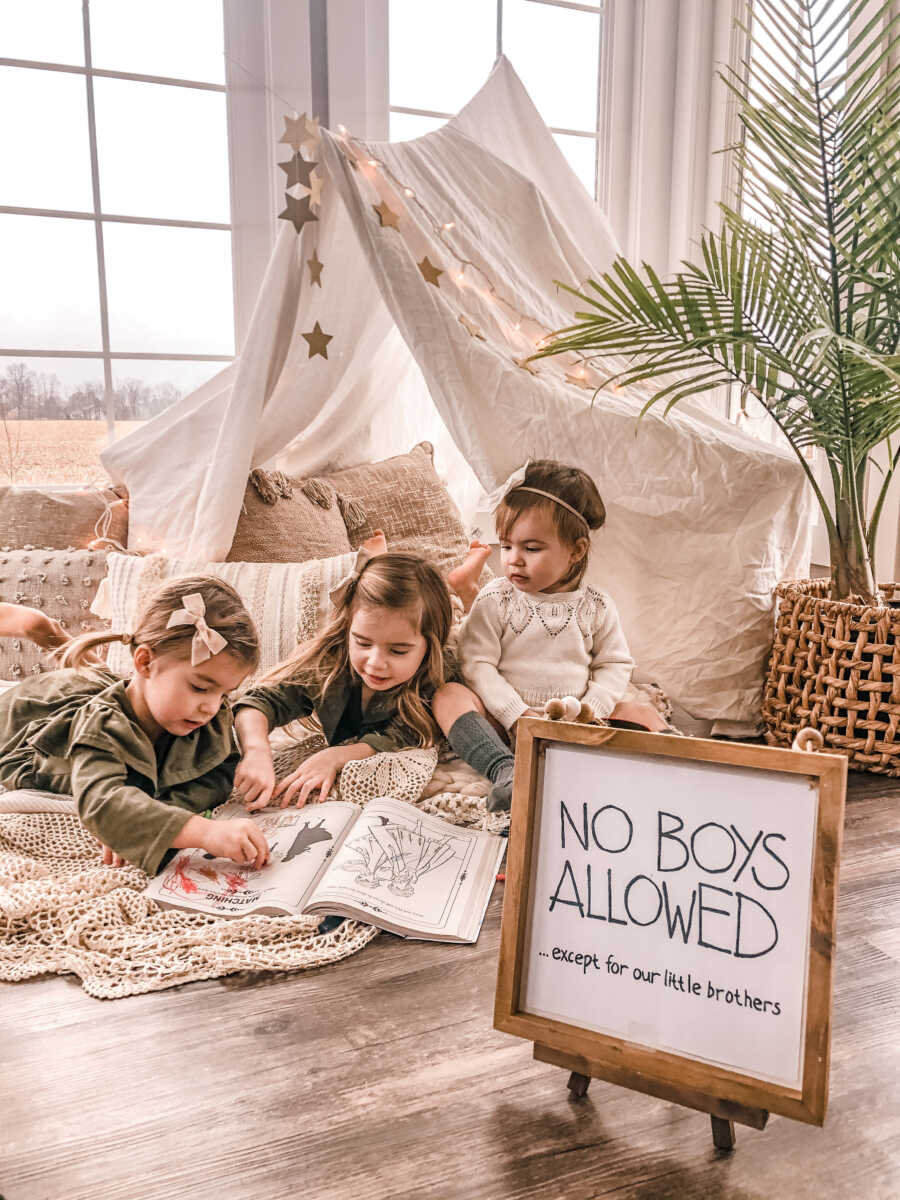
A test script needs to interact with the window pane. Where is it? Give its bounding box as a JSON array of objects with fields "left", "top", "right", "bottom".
[
  {"left": 88, "top": 0, "right": 225, "bottom": 83},
  {"left": 111, "top": 358, "right": 225, "bottom": 424},
  {"left": 0, "top": 0, "right": 84, "bottom": 66},
  {"left": 103, "top": 224, "right": 234, "bottom": 354},
  {"left": 389, "top": 0, "right": 496, "bottom": 114},
  {"left": 0, "top": 67, "right": 94, "bottom": 210},
  {"left": 0, "top": 357, "right": 106, "bottom": 485},
  {"left": 552, "top": 133, "right": 597, "bottom": 196},
  {"left": 503, "top": 0, "right": 600, "bottom": 131},
  {"left": 0, "top": 214, "right": 102, "bottom": 350},
  {"left": 390, "top": 111, "right": 448, "bottom": 141},
  {"left": 94, "top": 78, "right": 230, "bottom": 222}
]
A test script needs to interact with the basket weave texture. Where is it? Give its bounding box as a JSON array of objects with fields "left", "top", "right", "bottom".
[{"left": 763, "top": 578, "right": 900, "bottom": 773}]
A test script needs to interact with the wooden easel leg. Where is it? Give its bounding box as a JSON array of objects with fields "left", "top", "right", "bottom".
[
  {"left": 567, "top": 1071, "right": 591, "bottom": 1098},
  {"left": 710, "top": 1115, "right": 736, "bottom": 1150}
]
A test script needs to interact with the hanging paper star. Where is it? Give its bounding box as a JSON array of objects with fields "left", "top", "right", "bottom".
[
  {"left": 302, "top": 321, "right": 332, "bottom": 359},
  {"left": 512, "top": 356, "right": 539, "bottom": 376},
  {"left": 458, "top": 314, "right": 486, "bottom": 341},
  {"left": 373, "top": 200, "right": 401, "bottom": 229},
  {"left": 307, "top": 250, "right": 324, "bottom": 287},
  {"left": 418, "top": 256, "right": 443, "bottom": 287},
  {"left": 278, "top": 153, "right": 317, "bottom": 191},
  {"left": 300, "top": 168, "right": 323, "bottom": 208},
  {"left": 279, "top": 112, "right": 319, "bottom": 154},
  {"left": 278, "top": 193, "right": 319, "bottom": 234}
]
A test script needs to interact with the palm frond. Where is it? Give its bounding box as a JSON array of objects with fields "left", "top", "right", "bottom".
[{"left": 538, "top": 0, "right": 900, "bottom": 596}]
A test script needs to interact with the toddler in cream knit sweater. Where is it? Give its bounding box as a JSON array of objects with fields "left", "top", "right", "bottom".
[{"left": 433, "top": 459, "right": 665, "bottom": 811}]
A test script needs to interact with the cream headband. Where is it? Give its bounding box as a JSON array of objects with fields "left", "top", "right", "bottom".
[
  {"left": 484, "top": 465, "right": 591, "bottom": 532},
  {"left": 166, "top": 593, "right": 229, "bottom": 666}
]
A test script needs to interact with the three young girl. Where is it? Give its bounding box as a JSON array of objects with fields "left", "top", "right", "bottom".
[{"left": 0, "top": 457, "right": 657, "bottom": 873}]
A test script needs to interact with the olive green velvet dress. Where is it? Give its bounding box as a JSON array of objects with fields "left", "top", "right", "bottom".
[{"left": 0, "top": 668, "right": 239, "bottom": 874}]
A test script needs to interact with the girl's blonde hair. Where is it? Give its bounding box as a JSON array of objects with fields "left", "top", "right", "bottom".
[
  {"left": 58, "top": 574, "right": 260, "bottom": 673},
  {"left": 494, "top": 459, "right": 606, "bottom": 588},
  {"left": 263, "top": 552, "right": 453, "bottom": 747}
]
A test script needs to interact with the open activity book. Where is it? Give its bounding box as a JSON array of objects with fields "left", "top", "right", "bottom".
[{"left": 145, "top": 797, "right": 506, "bottom": 943}]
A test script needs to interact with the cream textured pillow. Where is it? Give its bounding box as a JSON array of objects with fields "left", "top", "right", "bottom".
[
  {"left": 101, "top": 550, "right": 356, "bottom": 678},
  {"left": 318, "top": 442, "right": 471, "bottom": 575}
]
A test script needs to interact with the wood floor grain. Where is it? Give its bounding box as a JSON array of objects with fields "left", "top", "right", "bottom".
[{"left": 1, "top": 776, "right": 898, "bottom": 1200}]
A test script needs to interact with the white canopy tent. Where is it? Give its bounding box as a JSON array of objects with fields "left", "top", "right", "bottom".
[{"left": 102, "top": 58, "right": 812, "bottom": 731}]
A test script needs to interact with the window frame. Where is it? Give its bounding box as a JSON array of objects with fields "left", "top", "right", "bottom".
[
  {"left": 386, "top": 0, "right": 606, "bottom": 199},
  {"left": 0, "top": 0, "right": 308, "bottom": 437}
]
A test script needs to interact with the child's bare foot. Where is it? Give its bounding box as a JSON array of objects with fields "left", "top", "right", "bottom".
[
  {"left": 360, "top": 529, "right": 387, "bottom": 556},
  {"left": 447, "top": 541, "right": 492, "bottom": 612}
]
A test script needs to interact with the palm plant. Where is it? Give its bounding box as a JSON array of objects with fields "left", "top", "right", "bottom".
[{"left": 535, "top": 0, "right": 900, "bottom": 602}]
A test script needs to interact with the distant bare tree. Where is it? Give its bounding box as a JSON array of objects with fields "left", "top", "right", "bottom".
[
  {"left": 148, "top": 381, "right": 182, "bottom": 418},
  {"left": 34, "top": 371, "right": 66, "bottom": 420},
  {"left": 66, "top": 381, "right": 105, "bottom": 421},
  {"left": 0, "top": 363, "right": 31, "bottom": 481},
  {"left": 115, "top": 378, "right": 150, "bottom": 421}
]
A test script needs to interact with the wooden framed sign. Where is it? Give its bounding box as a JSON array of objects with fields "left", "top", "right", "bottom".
[{"left": 495, "top": 721, "right": 847, "bottom": 1129}]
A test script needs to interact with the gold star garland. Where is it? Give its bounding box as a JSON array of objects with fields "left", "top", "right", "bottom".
[
  {"left": 279, "top": 112, "right": 319, "bottom": 154},
  {"left": 458, "top": 314, "right": 486, "bottom": 340},
  {"left": 302, "top": 321, "right": 333, "bottom": 359},
  {"left": 418, "top": 256, "right": 443, "bottom": 287},
  {"left": 307, "top": 250, "right": 324, "bottom": 287},
  {"left": 278, "top": 192, "right": 318, "bottom": 234},
  {"left": 336, "top": 128, "right": 613, "bottom": 393},
  {"left": 278, "top": 153, "right": 316, "bottom": 191},
  {"left": 373, "top": 200, "right": 401, "bottom": 229}
]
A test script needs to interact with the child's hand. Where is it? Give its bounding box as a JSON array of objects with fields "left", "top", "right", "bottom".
[
  {"left": 16, "top": 606, "right": 68, "bottom": 651},
  {"left": 274, "top": 746, "right": 346, "bottom": 808},
  {"left": 201, "top": 817, "right": 269, "bottom": 869},
  {"left": 97, "top": 840, "right": 127, "bottom": 868},
  {"left": 234, "top": 747, "right": 276, "bottom": 810}
]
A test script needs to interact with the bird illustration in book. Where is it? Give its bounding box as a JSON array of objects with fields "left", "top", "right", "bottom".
[{"left": 282, "top": 818, "right": 333, "bottom": 862}]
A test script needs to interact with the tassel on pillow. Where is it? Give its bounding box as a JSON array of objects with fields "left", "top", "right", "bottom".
[
  {"left": 337, "top": 491, "right": 368, "bottom": 532},
  {"left": 301, "top": 478, "right": 334, "bottom": 508},
  {"left": 249, "top": 469, "right": 294, "bottom": 505}
]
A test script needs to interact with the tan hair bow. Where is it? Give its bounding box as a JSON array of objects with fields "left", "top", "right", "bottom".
[
  {"left": 329, "top": 546, "right": 375, "bottom": 610},
  {"left": 166, "top": 593, "right": 229, "bottom": 665}
]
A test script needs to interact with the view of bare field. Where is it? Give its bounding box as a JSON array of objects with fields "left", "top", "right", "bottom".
[{"left": 0, "top": 421, "right": 144, "bottom": 486}]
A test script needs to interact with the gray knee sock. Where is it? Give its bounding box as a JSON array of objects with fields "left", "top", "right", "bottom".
[{"left": 447, "top": 711, "right": 515, "bottom": 812}]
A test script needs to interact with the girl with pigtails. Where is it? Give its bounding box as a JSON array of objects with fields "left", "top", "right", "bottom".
[{"left": 0, "top": 576, "right": 270, "bottom": 874}]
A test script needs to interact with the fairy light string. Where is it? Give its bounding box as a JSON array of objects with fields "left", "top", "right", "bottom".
[
  {"left": 223, "top": 47, "right": 630, "bottom": 398},
  {"left": 333, "top": 126, "right": 615, "bottom": 394}
]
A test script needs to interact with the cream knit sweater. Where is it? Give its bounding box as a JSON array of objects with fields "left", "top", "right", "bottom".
[{"left": 458, "top": 577, "right": 634, "bottom": 729}]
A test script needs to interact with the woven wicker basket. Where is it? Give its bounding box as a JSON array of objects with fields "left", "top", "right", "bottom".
[{"left": 763, "top": 578, "right": 900, "bottom": 773}]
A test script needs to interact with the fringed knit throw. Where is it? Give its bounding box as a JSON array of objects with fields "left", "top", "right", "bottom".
[{"left": 0, "top": 737, "right": 505, "bottom": 1000}]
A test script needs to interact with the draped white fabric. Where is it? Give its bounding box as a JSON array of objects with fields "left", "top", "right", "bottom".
[{"left": 102, "top": 57, "right": 812, "bottom": 728}]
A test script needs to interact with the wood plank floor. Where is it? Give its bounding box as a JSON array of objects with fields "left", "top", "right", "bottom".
[{"left": 1, "top": 773, "right": 898, "bottom": 1200}]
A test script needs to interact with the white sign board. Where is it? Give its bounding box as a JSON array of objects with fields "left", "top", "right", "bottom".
[{"left": 520, "top": 743, "right": 818, "bottom": 1089}]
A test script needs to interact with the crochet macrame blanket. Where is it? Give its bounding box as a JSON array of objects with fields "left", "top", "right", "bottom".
[{"left": 0, "top": 737, "right": 503, "bottom": 1000}]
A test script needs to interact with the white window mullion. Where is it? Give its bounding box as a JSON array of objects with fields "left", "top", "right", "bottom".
[{"left": 80, "top": 0, "right": 115, "bottom": 438}]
